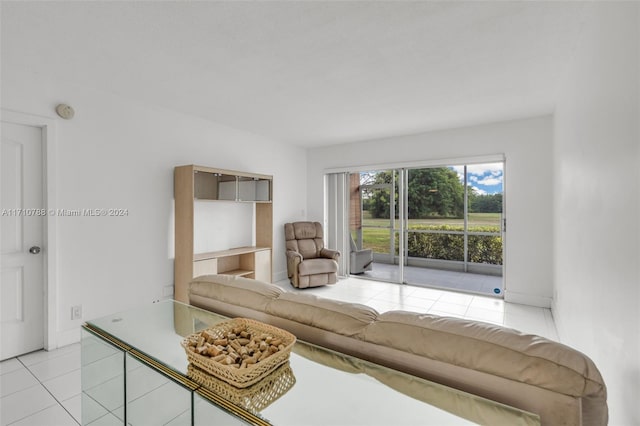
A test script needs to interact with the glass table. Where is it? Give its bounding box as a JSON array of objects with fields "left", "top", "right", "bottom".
[{"left": 81, "top": 300, "right": 539, "bottom": 425}]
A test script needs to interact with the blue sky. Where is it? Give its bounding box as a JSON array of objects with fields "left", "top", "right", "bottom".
[{"left": 451, "top": 163, "right": 503, "bottom": 195}]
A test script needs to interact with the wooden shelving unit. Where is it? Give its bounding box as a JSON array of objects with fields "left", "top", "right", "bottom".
[
  {"left": 192, "top": 246, "right": 272, "bottom": 280},
  {"left": 174, "top": 165, "right": 273, "bottom": 303}
]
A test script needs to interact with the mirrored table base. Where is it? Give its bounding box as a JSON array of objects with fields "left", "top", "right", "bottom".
[
  {"left": 82, "top": 325, "right": 260, "bottom": 426},
  {"left": 81, "top": 300, "right": 539, "bottom": 426}
]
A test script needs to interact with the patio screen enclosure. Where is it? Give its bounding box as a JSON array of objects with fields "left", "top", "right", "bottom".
[{"left": 326, "top": 160, "right": 505, "bottom": 295}]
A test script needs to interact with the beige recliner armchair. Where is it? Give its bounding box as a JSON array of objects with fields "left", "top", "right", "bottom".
[{"left": 284, "top": 222, "right": 340, "bottom": 288}]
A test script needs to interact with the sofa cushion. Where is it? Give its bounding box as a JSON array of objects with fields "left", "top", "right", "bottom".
[
  {"left": 188, "top": 274, "right": 283, "bottom": 312},
  {"left": 266, "top": 292, "right": 378, "bottom": 337},
  {"left": 298, "top": 258, "right": 338, "bottom": 276},
  {"left": 362, "top": 310, "right": 606, "bottom": 400}
]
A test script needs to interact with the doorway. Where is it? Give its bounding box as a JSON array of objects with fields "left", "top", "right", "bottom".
[
  {"left": 1, "top": 122, "right": 45, "bottom": 359},
  {"left": 0, "top": 109, "right": 56, "bottom": 359},
  {"left": 347, "top": 161, "right": 504, "bottom": 297}
]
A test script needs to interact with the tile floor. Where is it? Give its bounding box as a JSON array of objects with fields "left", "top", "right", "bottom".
[
  {"left": 360, "top": 263, "right": 504, "bottom": 297},
  {"left": 0, "top": 276, "right": 558, "bottom": 426},
  {"left": 1, "top": 344, "right": 81, "bottom": 425},
  {"left": 272, "top": 276, "right": 559, "bottom": 341}
]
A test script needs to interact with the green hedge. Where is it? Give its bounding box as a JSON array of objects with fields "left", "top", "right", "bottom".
[{"left": 406, "top": 225, "right": 502, "bottom": 265}]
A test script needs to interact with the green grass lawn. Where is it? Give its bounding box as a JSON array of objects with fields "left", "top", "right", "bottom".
[
  {"left": 356, "top": 213, "right": 502, "bottom": 254},
  {"left": 362, "top": 212, "right": 501, "bottom": 228}
]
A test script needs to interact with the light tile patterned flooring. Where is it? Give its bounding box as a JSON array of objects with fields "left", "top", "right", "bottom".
[
  {"left": 0, "top": 276, "right": 558, "bottom": 425},
  {"left": 272, "top": 276, "right": 558, "bottom": 340},
  {"left": 360, "top": 263, "right": 504, "bottom": 297},
  {"left": 1, "top": 345, "right": 80, "bottom": 425}
]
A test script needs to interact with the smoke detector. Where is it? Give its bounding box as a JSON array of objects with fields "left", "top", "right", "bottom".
[{"left": 55, "top": 104, "right": 75, "bottom": 120}]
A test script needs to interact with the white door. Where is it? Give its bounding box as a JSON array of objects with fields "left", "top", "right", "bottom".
[{"left": 1, "top": 122, "right": 45, "bottom": 360}]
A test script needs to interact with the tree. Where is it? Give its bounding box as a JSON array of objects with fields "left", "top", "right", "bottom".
[
  {"left": 365, "top": 168, "right": 465, "bottom": 219},
  {"left": 469, "top": 193, "right": 502, "bottom": 213},
  {"left": 407, "top": 168, "right": 464, "bottom": 218},
  {"left": 366, "top": 171, "right": 395, "bottom": 219}
]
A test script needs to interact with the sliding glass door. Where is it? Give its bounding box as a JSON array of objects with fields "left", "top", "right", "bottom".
[
  {"left": 344, "top": 160, "right": 504, "bottom": 297},
  {"left": 404, "top": 163, "right": 503, "bottom": 294}
]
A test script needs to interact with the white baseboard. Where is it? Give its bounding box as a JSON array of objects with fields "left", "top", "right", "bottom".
[
  {"left": 504, "top": 290, "right": 552, "bottom": 308},
  {"left": 273, "top": 269, "right": 288, "bottom": 283},
  {"left": 56, "top": 327, "right": 81, "bottom": 348}
]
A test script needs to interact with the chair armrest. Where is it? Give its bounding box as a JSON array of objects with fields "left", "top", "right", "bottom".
[
  {"left": 320, "top": 248, "right": 340, "bottom": 261},
  {"left": 286, "top": 250, "right": 303, "bottom": 262},
  {"left": 286, "top": 250, "right": 303, "bottom": 278},
  {"left": 354, "top": 248, "right": 374, "bottom": 260}
]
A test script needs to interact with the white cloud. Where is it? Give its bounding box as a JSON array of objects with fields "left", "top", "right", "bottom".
[
  {"left": 467, "top": 163, "right": 503, "bottom": 176},
  {"left": 449, "top": 164, "right": 504, "bottom": 186},
  {"left": 449, "top": 166, "right": 465, "bottom": 182},
  {"left": 477, "top": 176, "right": 502, "bottom": 186},
  {"left": 472, "top": 186, "right": 487, "bottom": 195}
]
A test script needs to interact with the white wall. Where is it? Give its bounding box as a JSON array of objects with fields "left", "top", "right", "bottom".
[
  {"left": 1, "top": 66, "right": 307, "bottom": 346},
  {"left": 553, "top": 3, "right": 639, "bottom": 425},
  {"left": 307, "top": 116, "right": 554, "bottom": 306}
]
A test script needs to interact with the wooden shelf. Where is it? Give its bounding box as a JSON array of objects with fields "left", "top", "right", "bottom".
[
  {"left": 224, "top": 269, "right": 253, "bottom": 277},
  {"left": 174, "top": 165, "right": 273, "bottom": 303},
  {"left": 193, "top": 246, "right": 271, "bottom": 262},
  {"left": 191, "top": 246, "right": 271, "bottom": 283},
  {"left": 191, "top": 166, "right": 272, "bottom": 202}
]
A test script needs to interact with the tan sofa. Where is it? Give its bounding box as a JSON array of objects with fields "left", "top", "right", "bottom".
[{"left": 189, "top": 274, "right": 607, "bottom": 426}]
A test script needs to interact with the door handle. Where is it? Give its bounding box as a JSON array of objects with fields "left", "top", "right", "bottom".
[{"left": 29, "top": 246, "right": 41, "bottom": 255}]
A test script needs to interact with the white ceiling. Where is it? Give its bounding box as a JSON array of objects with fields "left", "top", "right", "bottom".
[{"left": 2, "top": 1, "right": 587, "bottom": 147}]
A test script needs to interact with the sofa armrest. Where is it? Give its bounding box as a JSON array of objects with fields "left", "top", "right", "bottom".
[{"left": 320, "top": 248, "right": 340, "bottom": 261}]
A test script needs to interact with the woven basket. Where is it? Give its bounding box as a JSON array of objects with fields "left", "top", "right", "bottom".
[
  {"left": 181, "top": 318, "right": 296, "bottom": 388},
  {"left": 188, "top": 362, "right": 296, "bottom": 413}
]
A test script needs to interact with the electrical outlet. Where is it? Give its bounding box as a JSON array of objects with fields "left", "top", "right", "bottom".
[{"left": 71, "top": 305, "right": 82, "bottom": 320}]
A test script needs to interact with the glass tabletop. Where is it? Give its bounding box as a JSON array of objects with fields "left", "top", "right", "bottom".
[{"left": 84, "top": 300, "right": 539, "bottom": 426}]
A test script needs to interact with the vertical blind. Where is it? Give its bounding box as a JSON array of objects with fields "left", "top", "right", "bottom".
[{"left": 324, "top": 173, "right": 349, "bottom": 277}]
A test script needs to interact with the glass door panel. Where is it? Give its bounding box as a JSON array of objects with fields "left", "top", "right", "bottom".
[
  {"left": 406, "top": 166, "right": 465, "bottom": 265},
  {"left": 351, "top": 170, "right": 401, "bottom": 283},
  {"left": 466, "top": 163, "right": 504, "bottom": 285},
  {"left": 404, "top": 163, "right": 504, "bottom": 295},
  {"left": 362, "top": 185, "right": 392, "bottom": 261}
]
